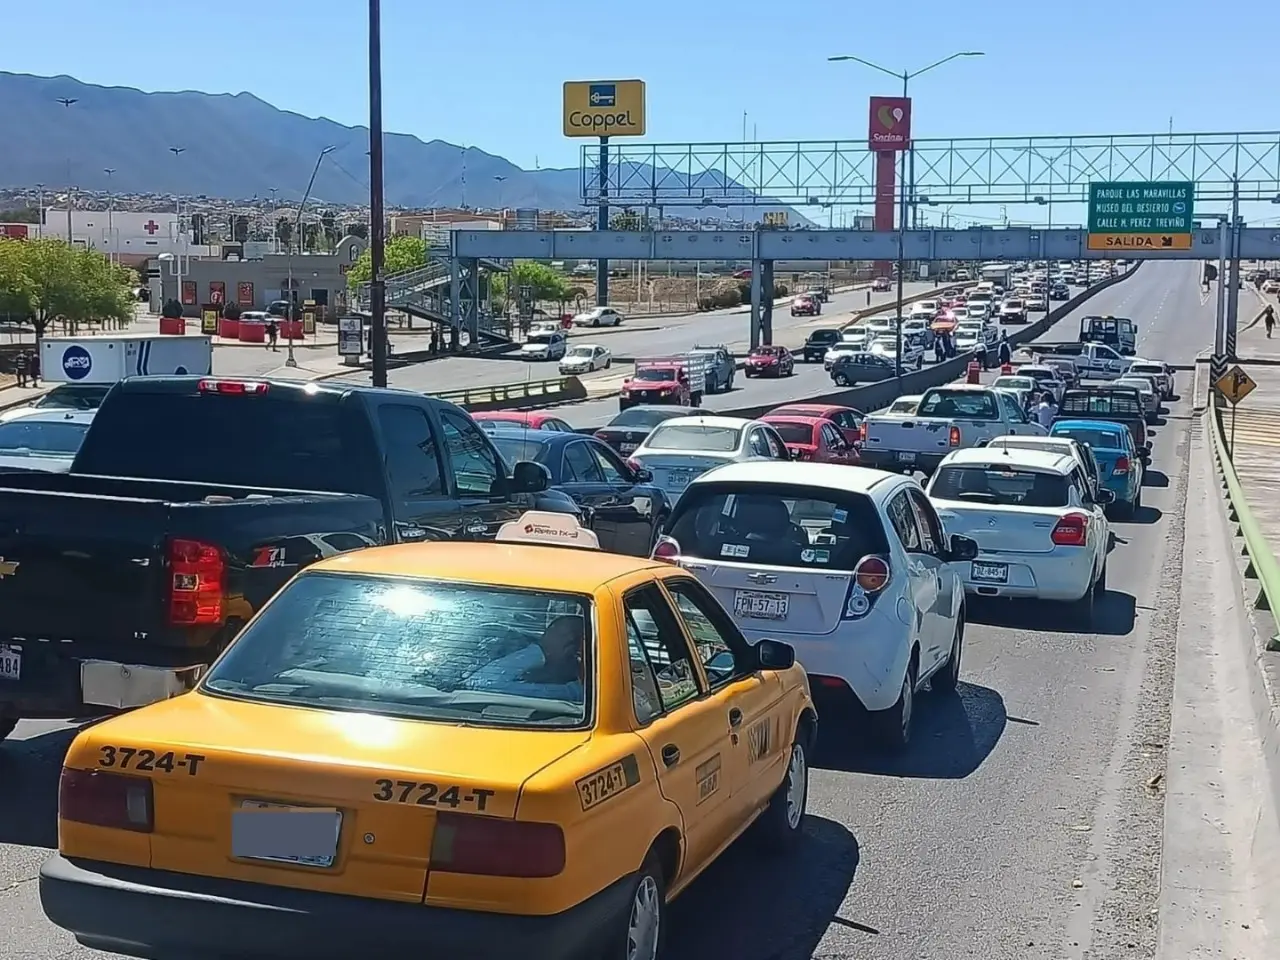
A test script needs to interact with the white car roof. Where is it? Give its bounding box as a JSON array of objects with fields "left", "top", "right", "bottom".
[
  {"left": 941, "top": 446, "right": 1076, "bottom": 474},
  {"left": 568, "top": 342, "right": 603, "bottom": 350},
  {"left": 654, "top": 415, "right": 758, "bottom": 431},
  {"left": 987, "top": 435, "right": 1080, "bottom": 453},
  {"left": 0, "top": 408, "right": 96, "bottom": 425},
  {"left": 687, "top": 459, "right": 910, "bottom": 498}
]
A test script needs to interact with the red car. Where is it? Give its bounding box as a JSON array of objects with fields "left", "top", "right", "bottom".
[
  {"left": 790, "top": 295, "right": 820, "bottom": 317},
  {"left": 471, "top": 411, "right": 576, "bottom": 432},
  {"left": 760, "top": 415, "right": 857, "bottom": 463},
  {"left": 744, "top": 345, "right": 795, "bottom": 377},
  {"left": 768, "top": 403, "right": 864, "bottom": 448}
]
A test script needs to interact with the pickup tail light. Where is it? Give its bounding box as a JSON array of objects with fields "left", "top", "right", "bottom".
[
  {"left": 169, "top": 538, "right": 227, "bottom": 625},
  {"left": 1112, "top": 456, "right": 1130, "bottom": 476},
  {"left": 858, "top": 422, "right": 868, "bottom": 443},
  {"left": 651, "top": 535, "right": 682, "bottom": 563},
  {"left": 431, "top": 813, "right": 564, "bottom": 878},
  {"left": 59, "top": 768, "right": 154, "bottom": 833},
  {"left": 198, "top": 379, "right": 269, "bottom": 396},
  {"left": 1050, "top": 512, "right": 1089, "bottom": 547},
  {"left": 948, "top": 425, "right": 962, "bottom": 447},
  {"left": 853, "top": 555, "right": 891, "bottom": 593}
]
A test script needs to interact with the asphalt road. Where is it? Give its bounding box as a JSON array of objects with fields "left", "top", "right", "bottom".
[{"left": 0, "top": 262, "right": 1202, "bottom": 960}]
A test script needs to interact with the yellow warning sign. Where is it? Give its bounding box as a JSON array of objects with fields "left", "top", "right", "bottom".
[
  {"left": 1087, "top": 233, "right": 1193, "bottom": 251},
  {"left": 1215, "top": 365, "right": 1257, "bottom": 405}
]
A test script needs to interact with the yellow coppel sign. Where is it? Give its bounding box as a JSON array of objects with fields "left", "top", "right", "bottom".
[{"left": 563, "top": 80, "right": 646, "bottom": 138}]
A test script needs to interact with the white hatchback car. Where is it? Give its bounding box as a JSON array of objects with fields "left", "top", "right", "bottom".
[
  {"left": 653, "top": 461, "right": 978, "bottom": 749},
  {"left": 628, "top": 415, "right": 789, "bottom": 501},
  {"left": 927, "top": 447, "right": 1113, "bottom": 625}
]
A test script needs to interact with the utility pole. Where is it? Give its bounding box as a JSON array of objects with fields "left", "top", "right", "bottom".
[
  {"left": 285, "top": 146, "right": 336, "bottom": 368},
  {"left": 56, "top": 97, "right": 78, "bottom": 245},
  {"left": 368, "top": 0, "right": 389, "bottom": 388},
  {"left": 103, "top": 168, "right": 116, "bottom": 263}
]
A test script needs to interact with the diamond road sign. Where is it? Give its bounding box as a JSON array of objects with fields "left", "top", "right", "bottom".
[{"left": 1087, "top": 181, "right": 1194, "bottom": 251}]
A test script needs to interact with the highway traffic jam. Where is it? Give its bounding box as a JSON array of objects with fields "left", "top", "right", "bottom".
[{"left": 0, "top": 258, "right": 1177, "bottom": 960}]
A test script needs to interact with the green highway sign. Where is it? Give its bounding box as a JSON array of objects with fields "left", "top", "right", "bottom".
[{"left": 1087, "top": 181, "right": 1195, "bottom": 235}]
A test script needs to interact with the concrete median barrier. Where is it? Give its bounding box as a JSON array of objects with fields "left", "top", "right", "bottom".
[{"left": 435, "top": 375, "right": 588, "bottom": 412}]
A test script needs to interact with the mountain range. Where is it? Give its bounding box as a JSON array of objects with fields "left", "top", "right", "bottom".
[{"left": 0, "top": 72, "right": 805, "bottom": 222}]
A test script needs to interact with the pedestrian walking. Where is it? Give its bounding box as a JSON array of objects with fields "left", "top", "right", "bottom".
[
  {"left": 265, "top": 318, "right": 279, "bottom": 352},
  {"left": 29, "top": 349, "right": 40, "bottom": 386},
  {"left": 997, "top": 333, "right": 1012, "bottom": 367},
  {"left": 14, "top": 351, "right": 28, "bottom": 387},
  {"left": 1265, "top": 305, "right": 1276, "bottom": 339},
  {"left": 1035, "top": 392, "right": 1058, "bottom": 429}
]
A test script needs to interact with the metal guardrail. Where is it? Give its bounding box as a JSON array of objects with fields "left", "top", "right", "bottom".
[
  {"left": 432, "top": 376, "right": 576, "bottom": 408},
  {"left": 1209, "top": 399, "right": 1280, "bottom": 646}
]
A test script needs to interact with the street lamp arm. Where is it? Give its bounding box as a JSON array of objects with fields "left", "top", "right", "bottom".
[
  {"left": 908, "top": 50, "right": 984, "bottom": 80},
  {"left": 292, "top": 146, "right": 337, "bottom": 238},
  {"left": 827, "top": 54, "right": 902, "bottom": 82}
]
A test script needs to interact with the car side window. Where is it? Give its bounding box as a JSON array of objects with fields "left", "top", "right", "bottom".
[
  {"left": 664, "top": 578, "right": 744, "bottom": 688},
  {"left": 589, "top": 442, "right": 629, "bottom": 483},
  {"left": 377, "top": 404, "right": 446, "bottom": 500},
  {"left": 823, "top": 424, "right": 846, "bottom": 450},
  {"left": 1000, "top": 393, "right": 1028, "bottom": 423},
  {"left": 747, "top": 429, "right": 772, "bottom": 458},
  {"left": 906, "top": 489, "right": 944, "bottom": 556},
  {"left": 886, "top": 491, "right": 922, "bottom": 551},
  {"left": 563, "top": 441, "right": 605, "bottom": 483},
  {"left": 439, "top": 410, "right": 502, "bottom": 497},
  {"left": 623, "top": 585, "right": 702, "bottom": 717},
  {"left": 763, "top": 428, "right": 788, "bottom": 460}
]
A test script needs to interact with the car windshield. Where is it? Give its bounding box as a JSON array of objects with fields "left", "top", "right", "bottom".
[
  {"left": 488, "top": 435, "right": 549, "bottom": 465},
  {"left": 566, "top": 346, "right": 594, "bottom": 358},
  {"left": 645, "top": 423, "right": 742, "bottom": 452},
  {"left": 1004, "top": 300, "right": 1024, "bottom": 308},
  {"left": 633, "top": 368, "right": 677, "bottom": 382},
  {"left": 202, "top": 572, "right": 591, "bottom": 727},
  {"left": 994, "top": 377, "right": 1036, "bottom": 391},
  {"left": 809, "top": 330, "right": 839, "bottom": 343},
  {"left": 918, "top": 389, "right": 999, "bottom": 419},
  {"left": 750, "top": 348, "right": 780, "bottom": 357},
  {"left": 1052, "top": 427, "right": 1127, "bottom": 450},
  {"left": 608, "top": 407, "right": 688, "bottom": 429},
  {"left": 931, "top": 465, "right": 1071, "bottom": 507},
  {"left": 0, "top": 420, "right": 90, "bottom": 457},
  {"left": 767, "top": 421, "right": 816, "bottom": 445},
  {"left": 1130, "top": 365, "right": 1163, "bottom": 376},
  {"left": 1116, "top": 378, "right": 1153, "bottom": 392},
  {"left": 667, "top": 483, "right": 889, "bottom": 571}
]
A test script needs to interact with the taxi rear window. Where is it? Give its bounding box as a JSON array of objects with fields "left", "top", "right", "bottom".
[
  {"left": 667, "top": 482, "right": 889, "bottom": 571},
  {"left": 202, "top": 572, "right": 592, "bottom": 728},
  {"left": 931, "top": 466, "right": 1070, "bottom": 507}
]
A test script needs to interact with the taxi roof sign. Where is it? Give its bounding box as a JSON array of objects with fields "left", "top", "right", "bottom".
[
  {"left": 496, "top": 511, "right": 601, "bottom": 550},
  {"left": 1215, "top": 365, "right": 1257, "bottom": 406}
]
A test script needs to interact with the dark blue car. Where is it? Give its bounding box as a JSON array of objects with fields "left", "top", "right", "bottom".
[{"left": 486, "top": 426, "right": 672, "bottom": 556}]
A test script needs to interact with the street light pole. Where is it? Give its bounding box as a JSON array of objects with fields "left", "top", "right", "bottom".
[
  {"left": 56, "top": 97, "right": 78, "bottom": 244},
  {"left": 368, "top": 0, "right": 389, "bottom": 388},
  {"left": 285, "top": 145, "right": 336, "bottom": 369},
  {"left": 827, "top": 50, "right": 983, "bottom": 380},
  {"left": 103, "top": 168, "right": 116, "bottom": 264},
  {"left": 169, "top": 147, "right": 186, "bottom": 311},
  {"left": 34, "top": 183, "right": 44, "bottom": 239}
]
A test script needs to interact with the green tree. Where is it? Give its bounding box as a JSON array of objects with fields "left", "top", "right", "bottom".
[
  {"left": 0, "top": 206, "right": 41, "bottom": 224},
  {"left": 491, "top": 261, "right": 569, "bottom": 302},
  {"left": 275, "top": 216, "right": 293, "bottom": 250},
  {"left": 345, "top": 222, "right": 369, "bottom": 240},
  {"left": 345, "top": 235, "right": 430, "bottom": 288},
  {"left": 609, "top": 208, "right": 643, "bottom": 231},
  {"left": 0, "top": 240, "right": 36, "bottom": 322},
  {"left": 0, "top": 239, "right": 134, "bottom": 338}
]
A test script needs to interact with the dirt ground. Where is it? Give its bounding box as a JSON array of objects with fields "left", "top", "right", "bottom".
[{"left": 564, "top": 268, "right": 866, "bottom": 314}]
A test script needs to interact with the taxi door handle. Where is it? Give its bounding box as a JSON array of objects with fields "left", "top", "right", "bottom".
[
  {"left": 660, "top": 744, "right": 680, "bottom": 767},
  {"left": 728, "top": 708, "right": 743, "bottom": 728}
]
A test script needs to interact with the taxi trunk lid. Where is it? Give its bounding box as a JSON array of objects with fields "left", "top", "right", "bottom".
[
  {"left": 932, "top": 502, "right": 1061, "bottom": 554},
  {"left": 96, "top": 694, "right": 587, "bottom": 902}
]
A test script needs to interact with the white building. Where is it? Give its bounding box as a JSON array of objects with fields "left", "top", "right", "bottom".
[{"left": 40, "top": 208, "right": 195, "bottom": 258}]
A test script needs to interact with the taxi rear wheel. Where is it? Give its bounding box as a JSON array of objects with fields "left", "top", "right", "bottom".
[
  {"left": 607, "top": 853, "right": 667, "bottom": 960},
  {"left": 754, "top": 736, "right": 809, "bottom": 853}
]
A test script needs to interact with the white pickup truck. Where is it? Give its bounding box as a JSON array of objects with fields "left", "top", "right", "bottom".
[
  {"left": 1022, "top": 342, "right": 1132, "bottom": 381},
  {"left": 860, "top": 384, "right": 1048, "bottom": 474}
]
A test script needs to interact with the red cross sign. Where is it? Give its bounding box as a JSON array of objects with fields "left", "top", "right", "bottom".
[{"left": 144, "top": 220, "right": 160, "bottom": 235}]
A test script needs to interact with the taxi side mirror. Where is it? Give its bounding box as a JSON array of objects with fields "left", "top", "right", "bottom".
[
  {"left": 756, "top": 639, "right": 795, "bottom": 671},
  {"left": 511, "top": 460, "right": 550, "bottom": 493},
  {"left": 947, "top": 535, "right": 980, "bottom": 562},
  {"left": 1095, "top": 489, "right": 1116, "bottom": 504}
]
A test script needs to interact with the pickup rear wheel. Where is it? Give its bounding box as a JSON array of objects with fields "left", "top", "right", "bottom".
[{"left": 0, "top": 718, "right": 16, "bottom": 742}]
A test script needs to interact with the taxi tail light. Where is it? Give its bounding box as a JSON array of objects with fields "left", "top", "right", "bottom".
[
  {"left": 1112, "top": 456, "right": 1130, "bottom": 476},
  {"left": 169, "top": 538, "right": 227, "bottom": 625},
  {"left": 853, "top": 555, "right": 891, "bottom": 593},
  {"left": 1051, "top": 512, "right": 1089, "bottom": 547},
  {"left": 197, "top": 379, "right": 269, "bottom": 396},
  {"left": 60, "top": 769, "right": 154, "bottom": 833},
  {"left": 431, "top": 813, "right": 564, "bottom": 878},
  {"left": 948, "top": 425, "right": 962, "bottom": 447},
  {"left": 651, "top": 535, "right": 681, "bottom": 563}
]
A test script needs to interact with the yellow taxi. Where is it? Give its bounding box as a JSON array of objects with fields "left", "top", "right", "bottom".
[{"left": 40, "top": 512, "right": 817, "bottom": 960}]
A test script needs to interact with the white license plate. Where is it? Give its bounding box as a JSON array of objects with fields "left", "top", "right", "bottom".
[
  {"left": 734, "top": 590, "right": 790, "bottom": 620},
  {"left": 619, "top": 442, "right": 638, "bottom": 453},
  {"left": 971, "top": 562, "right": 1009, "bottom": 583},
  {"left": 666, "top": 469, "right": 695, "bottom": 487},
  {"left": 0, "top": 644, "right": 19, "bottom": 681},
  {"left": 231, "top": 801, "right": 342, "bottom": 868},
  {"left": 896, "top": 451, "right": 917, "bottom": 463}
]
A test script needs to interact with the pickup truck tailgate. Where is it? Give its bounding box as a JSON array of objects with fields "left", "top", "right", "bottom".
[
  {"left": 864, "top": 416, "right": 968, "bottom": 454},
  {"left": 0, "top": 490, "right": 168, "bottom": 640}
]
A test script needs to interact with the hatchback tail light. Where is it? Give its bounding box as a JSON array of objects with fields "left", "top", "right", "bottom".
[
  {"left": 59, "top": 768, "right": 154, "bottom": 833},
  {"left": 1050, "top": 513, "right": 1089, "bottom": 546},
  {"left": 651, "top": 536, "right": 681, "bottom": 563},
  {"left": 1112, "top": 456, "right": 1130, "bottom": 476},
  {"left": 852, "top": 555, "right": 891, "bottom": 592},
  {"left": 431, "top": 813, "right": 564, "bottom": 878},
  {"left": 169, "top": 538, "right": 226, "bottom": 625},
  {"left": 948, "top": 425, "right": 962, "bottom": 447}
]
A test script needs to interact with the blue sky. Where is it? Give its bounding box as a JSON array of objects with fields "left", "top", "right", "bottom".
[{"left": 7, "top": 0, "right": 1280, "bottom": 224}]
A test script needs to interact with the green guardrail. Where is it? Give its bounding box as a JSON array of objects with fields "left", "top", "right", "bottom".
[
  {"left": 432, "top": 376, "right": 577, "bottom": 408},
  {"left": 1208, "top": 398, "right": 1280, "bottom": 649}
]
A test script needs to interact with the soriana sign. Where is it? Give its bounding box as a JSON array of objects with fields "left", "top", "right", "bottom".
[{"left": 868, "top": 96, "right": 912, "bottom": 151}]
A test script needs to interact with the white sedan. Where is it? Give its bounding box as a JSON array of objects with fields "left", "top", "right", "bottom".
[
  {"left": 655, "top": 460, "right": 979, "bottom": 750},
  {"left": 869, "top": 336, "right": 925, "bottom": 370},
  {"left": 519, "top": 329, "right": 568, "bottom": 361},
  {"left": 628, "top": 415, "right": 789, "bottom": 499},
  {"left": 927, "top": 446, "right": 1113, "bottom": 624},
  {"left": 558, "top": 342, "right": 612, "bottom": 375},
  {"left": 571, "top": 306, "right": 624, "bottom": 327}
]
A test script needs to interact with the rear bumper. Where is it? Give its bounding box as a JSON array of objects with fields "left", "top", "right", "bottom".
[
  {"left": 859, "top": 449, "right": 948, "bottom": 474},
  {"left": 962, "top": 551, "right": 1093, "bottom": 602},
  {"left": 40, "top": 854, "right": 630, "bottom": 960},
  {"left": 0, "top": 648, "right": 208, "bottom": 720}
]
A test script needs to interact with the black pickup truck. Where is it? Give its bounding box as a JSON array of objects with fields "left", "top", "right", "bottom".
[
  {"left": 0, "top": 375, "right": 579, "bottom": 741},
  {"left": 1053, "top": 387, "right": 1151, "bottom": 460}
]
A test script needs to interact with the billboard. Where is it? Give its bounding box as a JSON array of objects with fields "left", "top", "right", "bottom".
[
  {"left": 563, "top": 80, "right": 646, "bottom": 138},
  {"left": 868, "top": 96, "right": 912, "bottom": 151}
]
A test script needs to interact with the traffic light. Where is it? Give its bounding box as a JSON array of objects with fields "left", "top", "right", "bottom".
[{"left": 1203, "top": 263, "right": 1218, "bottom": 283}]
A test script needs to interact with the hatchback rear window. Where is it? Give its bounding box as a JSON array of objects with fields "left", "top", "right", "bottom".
[
  {"left": 609, "top": 407, "right": 689, "bottom": 429},
  {"left": 645, "top": 424, "right": 742, "bottom": 452},
  {"left": 931, "top": 466, "right": 1070, "bottom": 507},
  {"left": 1051, "top": 427, "right": 1126, "bottom": 450},
  {"left": 667, "top": 482, "right": 889, "bottom": 571},
  {"left": 767, "top": 422, "right": 816, "bottom": 445},
  {"left": 202, "top": 572, "right": 591, "bottom": 727}
]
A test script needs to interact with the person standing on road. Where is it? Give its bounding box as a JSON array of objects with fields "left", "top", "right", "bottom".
[
  {"left": 1265, "top": 305, "right": 1276, "bottom": 339},
  {"left": 997, "top": 333, "right": 1012, "bottom": 367},
  {"left": 13, "top": 351, "right": 28, "bottom": 388},
  {"left": 265, "top": 318, "right": 279, "bottom": 352},
  {"left": 1035, "top": 392, "right": 1058, "bottom": 429},
  {"left": 29, "top": 349, "right": 39, "bottom": 386}
]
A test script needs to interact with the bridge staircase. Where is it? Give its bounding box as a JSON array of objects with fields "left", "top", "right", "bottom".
[{"left": 353, "top": 255, "right": 511, "bottom": 344}]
